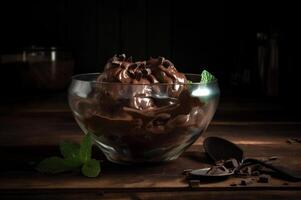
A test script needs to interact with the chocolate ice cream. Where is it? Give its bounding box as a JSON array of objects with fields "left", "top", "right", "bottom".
[{"left": 70, "top": 54, "right": 216, "bottom": 163}]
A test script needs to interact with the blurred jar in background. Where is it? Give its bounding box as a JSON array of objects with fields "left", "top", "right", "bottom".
[{"left": 0, "top": 46, "right": 74, "bottom": 94}]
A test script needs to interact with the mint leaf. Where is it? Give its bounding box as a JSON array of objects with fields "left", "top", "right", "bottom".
[
  {"left": 200, "top": 70, "right": 216, "bottom": 84},
  {"left": 60, "top": 141, "right": 80, "bottom": 159},
  {"left": 79, "top": 133, "right": 92, "bottom": 163},
  {"left": 81, "top": 159, "right": 101, "bottom": 177},
  {"left": 36, "top": 156, "right": 70, "bottom": 174},
  {"left": 65, "top": 157, "right": 83, "bottom": 168},
  {"left": 36, "top": 133, "right": 101, "bottom": 178}
]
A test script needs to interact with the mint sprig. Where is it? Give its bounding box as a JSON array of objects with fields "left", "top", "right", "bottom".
[
  {"left": 60, "top": 141, "right": 80, "bottom": 159},
  {"left": 187, "top": 70, "right": 216, "bottom": 84},
  {"left": 200, "top": 70, "right": 216, "bottom": 84},
  {"left": 82, "top": 159, "right": 101, "bottom": 177},
  {"left": 79, "top": 133, "right": 92, "bottom": 163},
  {"left": 36, "top": 156, "right": 71, "bottom": 174},
  {"left": 36, "top": 133, "right": 101, "bottom": 177}
]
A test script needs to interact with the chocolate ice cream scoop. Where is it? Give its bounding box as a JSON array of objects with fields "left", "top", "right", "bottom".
[
  {"left": 69, "top": 55, "right": 219, "bottom": 164},
  {"left": 97, "top": 54, "right": 187, "bottom": 86}
]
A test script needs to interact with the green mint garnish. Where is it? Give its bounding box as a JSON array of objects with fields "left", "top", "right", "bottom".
[
  {"left": 79, "top": 133, "right": 92, "bottom": 163},
  {"left": 60, "top": 141, "right": 80, "bottom": 159},
  {"left": 187, "top": 70, "right": 216, "bottom": 84},
  {"left": 36, "top": 156, "right": 71, "bottom": 174},
  {"left": 36, "top": 133, "right": 101, "bottom": 177},
  {"left": 82, "top": 159, "right": 101, "bottom": 177},
  {"left": 200, "top": 70, "right": 216, "bottom": 84},
  {"left": 64, "top": 156, "right": 82, "bottom": 168}
]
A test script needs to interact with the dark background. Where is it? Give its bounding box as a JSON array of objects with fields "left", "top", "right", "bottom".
[{"left": 0, "top": 0, "right": 300, "bottom": 98}]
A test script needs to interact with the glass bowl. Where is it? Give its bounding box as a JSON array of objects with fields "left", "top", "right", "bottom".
[{"left": 68, "top": 73, "right": 219, "bottom": 164}]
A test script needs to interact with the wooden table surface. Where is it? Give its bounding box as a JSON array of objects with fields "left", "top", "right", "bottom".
[{"left": 0, "top": 94, "right": 301, "bottom": 199}]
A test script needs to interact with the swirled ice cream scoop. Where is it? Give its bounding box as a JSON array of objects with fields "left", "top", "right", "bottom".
[
  {"left": 97, "top": 54, "right": 187, "bottom": 85},
  {"left": 71, "top": 54, "right": 209, "bottom": 163}
]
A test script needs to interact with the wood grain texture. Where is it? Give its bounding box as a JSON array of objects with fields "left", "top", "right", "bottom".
[
  {"left": 0, "top": 144, "right": 301, "bottom": 191},
  {"left": 1, "top": 191, "right": 301, "bottom": 200},
  {"left": 0, "top": 95, "right": 301, "bottom": 199}
]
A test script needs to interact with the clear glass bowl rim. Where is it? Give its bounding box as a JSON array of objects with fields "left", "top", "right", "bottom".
[{"left": 71, "top": 73, "right": 218, "bottom": 86}]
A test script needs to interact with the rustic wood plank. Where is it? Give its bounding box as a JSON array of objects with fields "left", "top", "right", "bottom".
[
  {"left": 0, "top": 96, "right": 300, "bottom": 198},
  {"left": 1, "top": 190, "right": 301, "bottom": 200},
  {"left": 0, "top": 143, "right": 300, "bottom": 191}
]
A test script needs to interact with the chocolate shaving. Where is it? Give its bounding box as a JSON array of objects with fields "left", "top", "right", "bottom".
[
  {"left": 258, "top": 174, "right": 271, "bottom": 183},
  {"left": 223, "top": 158, "right": 239, "bottom": 170},
  {"left": 287, "top": 138, "right": 301, "bottom": 144},
  {"left": 240, "top": 178, "right": 253, "bottom": 186},
  {"left": 182, "top": 169, "right": 193, "bottom": 175},
  {"left": 206, "top": 165, "right": 229, "bottom": 175}
]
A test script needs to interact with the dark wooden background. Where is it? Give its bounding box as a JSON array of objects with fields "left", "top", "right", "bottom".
[{"left": 0, "top": 0, "right": 300, "bottom": 97}]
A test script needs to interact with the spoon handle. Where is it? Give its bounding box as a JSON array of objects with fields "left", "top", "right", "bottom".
[{"left": 243, "top": 158, "right": 301, "bottom": 181}]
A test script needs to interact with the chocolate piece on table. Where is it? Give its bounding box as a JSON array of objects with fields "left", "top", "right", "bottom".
[
  {"left": 182, "top": 169, "right": 193, "bottom": 175},
  {"left": 252, "top": 171, "right": 261, "bottom": 176},
  {"left": 223, "top": 158, "right": 239, "bottom": 169},
  {"left": 258, "top": 174, "right": 271, "bottom": 183},
  {"left": 240, "top": 178, "right": 253, "bottom": 186}
]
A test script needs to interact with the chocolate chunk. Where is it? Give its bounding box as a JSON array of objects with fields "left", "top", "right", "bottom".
[
  {"left": 293, "top": 138, "right": 301, "bottom": 143},
  {"left": 258, "top": 174, "right": 271, "bottom": 183},
  {"left": 250, "top": 164, "right": 263, "bottom": 171},
  {"left": 142, "top": 68, "right": 151, "bottom": 77},
  {"left": 163, "top": 59, "right": 173, "bottom": 68},
  {"left": 206, "top": 165, "right": 229, "bottom": 175},
  {"left": 215, "top": 160, "right": 225, "bottom": 166},
  {"left": 288, "top": 138, "right": 301, "bottom": 144},
  {"left": 251, "top": 171, "right": 261, "bottom": 176},
  {"left": 267, "top": 156, "right": 278, "bottom": 161},
  {"left": 240, "top": 178, "right": 253, "bottom": 186},
  {"left": 158, "top": 57, "right": 164, "bottom": 65},
  {"left": 230, "top": 183, "right": 237, "bottom": 187},
  {"left": 223, "top": 158, "right": 239, "bottom": 169},
  {"left": 246, "top": 167, "right": 252, "bottom": 175},
  {"left": 182, "top": 169, "right": 193, "bottom": 175},
  {"left": 286, "top": 139, "right": 293, "bottom": 144}
]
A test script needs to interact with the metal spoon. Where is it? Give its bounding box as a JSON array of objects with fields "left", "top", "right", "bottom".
[{"left": 202, "top": 136, "right": 301, "bottom": 181}]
